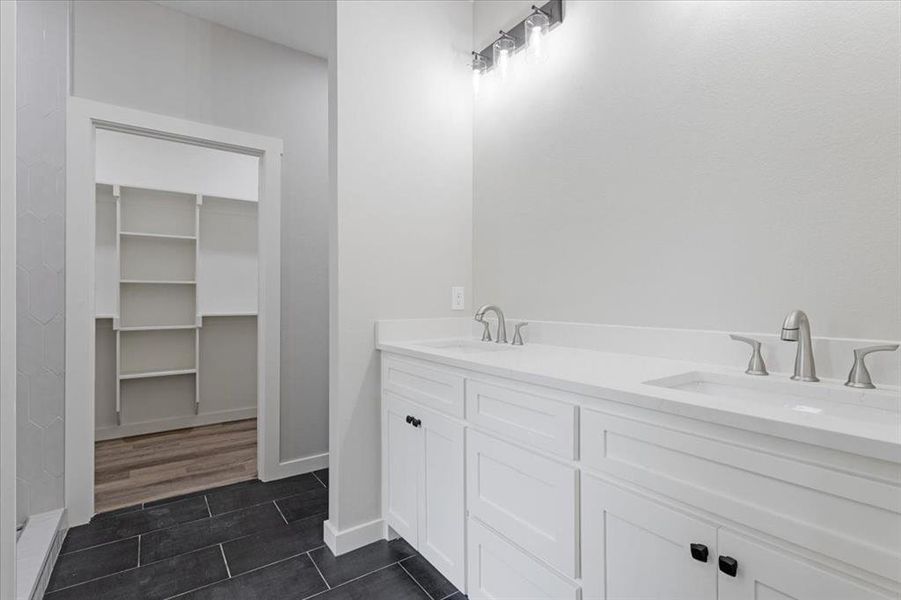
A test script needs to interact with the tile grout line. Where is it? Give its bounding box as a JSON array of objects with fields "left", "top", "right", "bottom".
[
  {"left": 64, "top": 490, "right": 322, "bottom": 556},
  {"left": 161, "top": 545, "right": 328, "bottom": 600},
  {"left": 307, "top": 550, "right": 331, "bottom": 590},
  {"left": 57, "top": 534, "right": 137, "bottom": 556},
  {"left": 301, "top": 561, "right": 407, "bottom": 600},
  {"left": 311, "top": 470, "right": 327, "bottom": 489},
  {"left": 219, "top": 544, "right": 232, "bottom": 578},
  {"left": 72, "top": 511, "right": 328, "bottom": 575},
  {"left": 273, "top": 500, "right": 289, "bottom": 524},
  {"left": 58, "top": 542, "right": 329, "bottom": 599},
  {"left": 204, "top": 495, "right": 212, "bottom": 518},
  {"left": 398, "top": 559, "right": 435, "bottom": 600},
  {"left": 137, "top": 535, "right": 141, "bottom": 567}
]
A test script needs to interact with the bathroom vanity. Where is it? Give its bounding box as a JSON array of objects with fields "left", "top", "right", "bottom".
[{"left": 378, "top": 323, "right": 900, "bottom": 599}]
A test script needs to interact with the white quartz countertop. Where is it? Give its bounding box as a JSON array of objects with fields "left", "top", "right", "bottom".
[{"left": 378, "top": 338, "right": 901, "bottom": 463}]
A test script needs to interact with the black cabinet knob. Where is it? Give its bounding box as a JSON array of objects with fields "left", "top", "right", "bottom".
[
  {"left": 405, "top": 415, "right": 414, "bottom": 424},
  {"left": 718, "top": 555, "right": 738, "bottom": 577},
  {"left": 690, "top": 543, "right": 708, "bottom": 563},
  {"left": 410, "top": 417, "right": 422, "bottom": 428}
]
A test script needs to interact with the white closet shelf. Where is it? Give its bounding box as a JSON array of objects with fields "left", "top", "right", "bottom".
[
  {"left": 120, "top": 231, "right": 197, "bottom": 241},
  {"left": 121, "top": 279, "right": 196, "bottom": 285},
  {"left": 201, "top": 311, "right": 258, "bottom": 317},
  {"left": 119, "top": 324, "right": 198, "bottom": 332},
  {"left": 119, "top": 368, "right": 197, "bottom": 381}
]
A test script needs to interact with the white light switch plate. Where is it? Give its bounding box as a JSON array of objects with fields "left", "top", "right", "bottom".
[{"left": 451, "top": 286, "right": 465, "bottom": 310}]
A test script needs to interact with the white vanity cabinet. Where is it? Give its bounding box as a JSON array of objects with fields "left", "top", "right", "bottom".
[
  {"left": 381, "top": 360, "right": 466, "bottom": 591},
  {"left": 379, "top": 350, "right": 901, "bottom": 600}
]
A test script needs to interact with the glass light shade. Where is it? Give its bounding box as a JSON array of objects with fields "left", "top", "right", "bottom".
[
  {"left": 471, "top": 54, "right": 488, "bottom": 94},
  {"left": 525, "top": 11, "right": 551, "bottom": 63},
  {"left": 493, "top": 36, "right": 516, "bottom": 79}
]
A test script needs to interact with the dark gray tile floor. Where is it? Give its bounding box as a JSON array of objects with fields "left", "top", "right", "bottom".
[{"left": 45, "top": 469, "right": 466, "bottom": 600}]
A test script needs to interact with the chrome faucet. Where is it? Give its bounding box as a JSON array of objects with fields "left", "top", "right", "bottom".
[
  {"left": 475, "top": 304, "right": 507, "bottom": 344},
  {"left": 780, "top": 309, "right": 818, "bottom": 382}
]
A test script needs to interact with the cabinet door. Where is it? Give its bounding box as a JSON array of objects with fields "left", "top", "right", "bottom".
[
  {"left": 383, "top": 392, "right": 420, "bottom": 544},
  {"left": 717, "top": 529, "right": 893, "bottom": 600},
  {"left": 418, "top": 408, "right": 465, "bottom": 591},
  {"left": 467, "top": 518, "right": 579, "bottom": 600},
  {"left": 582, "top": 475, "right": 717, "bottom": 600}
]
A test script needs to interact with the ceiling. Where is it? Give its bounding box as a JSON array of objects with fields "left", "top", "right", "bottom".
[{"left": 153, "top": 0, "right": 332, "bottom": 59}]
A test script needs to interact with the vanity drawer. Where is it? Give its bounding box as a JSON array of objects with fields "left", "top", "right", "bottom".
[
  {"left": 381, "top": 355, "right": 464, "bottom": 418},
  {"left": 467, "top": 518, "right": 579, "bottom": 600},
  {"left": 580, "top": 405, "right": 901, "bottom": 582},
  {"left": 465, "top": 378, "right": 577, "bottom": 459},
  {"left": 467, "top": 429, "right": 578, "bottom": 577}
]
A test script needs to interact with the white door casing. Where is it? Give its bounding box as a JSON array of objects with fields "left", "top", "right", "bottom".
[{"left": 66, "top": 97, "right": 283, "bottom": 525}]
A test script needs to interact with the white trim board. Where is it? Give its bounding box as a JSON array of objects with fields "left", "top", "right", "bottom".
[
  {"left": 266, "top": 451, "right": 329, "bottom": 481},
  {"left": 0, "top": 1, "right": 17, "bottom": 596},
  {"left": 15, "top": 509, "right": 66, "bottom": 600},
  {"left": 95, "top": 407, "right": 258, "bottom": 442},
  {"left": 323, "top": 518, "right": 385, "bottom": 557},
  {"left": 66, "top": 97, "right": 284, "bottom": 526}
]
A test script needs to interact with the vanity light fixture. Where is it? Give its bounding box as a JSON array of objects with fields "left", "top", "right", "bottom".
[
  {"left": 525, "top": 5, "right": 551, "bottom": 63},
  {"left": 470, "top": 0, "right": 564, "bottom": 87},
  {"left": 493, "top": 31, "right": 517, "bottom": 80}
]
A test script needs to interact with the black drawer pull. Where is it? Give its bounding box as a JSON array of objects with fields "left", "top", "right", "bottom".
[
  {"left": 410, "top": 417, "right": 422, "bottom": 428},
  {"left": 405, "top": 415, "right": 414, "bottom": 424},
  {"left": 690, "top": 543, "right": 708, "bottom": 563},
  {"left": 718, "top": 555, "right": 738, "bottom": 577}
]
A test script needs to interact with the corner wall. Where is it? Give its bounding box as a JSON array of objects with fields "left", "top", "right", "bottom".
[
  {"left": 473, "top": 0, "right": 901, "bottom": 340},
  {"left": 15, "top": 0, "right": 69, "bottom": 524},
  {"left": 327, "top": 0, "right": 473, "bottom": 545}
]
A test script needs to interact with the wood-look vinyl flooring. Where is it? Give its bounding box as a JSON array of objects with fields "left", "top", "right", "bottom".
[{"left": 94, "top": 419, "right": 257, "bottom": 513}]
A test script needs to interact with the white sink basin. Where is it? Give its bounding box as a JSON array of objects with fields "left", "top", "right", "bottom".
[
  {"left": 646, "top": 371, "right": 900, "bottom": 421},
  {"left": 416, "top": 339, "right": 516, "bottom": 354}
]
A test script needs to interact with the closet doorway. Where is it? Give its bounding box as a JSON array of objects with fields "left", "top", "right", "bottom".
[
  {"left": 93, "top": 129, "right": 260, "bottom": 512},
  {"left": 66, "top": 98, "right": 284, "bottom": 525}
]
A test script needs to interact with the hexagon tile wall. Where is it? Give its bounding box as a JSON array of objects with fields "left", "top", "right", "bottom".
[{"left": 16, "top": 0, "right": 68, "bottom": 525}]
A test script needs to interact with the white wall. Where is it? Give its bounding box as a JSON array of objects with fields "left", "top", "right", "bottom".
[
  {"left": 327, "top": 0, "right": 473, "bottom": 540},
  {"left": 95, "top": 129, "right": 260, "bottom": 201},
  {"left": 1, "top": 0, "right": 18, "bottom": 595},
  {"left": 473, "top": 0, "right": 901, "bottom": 340},
  {"left": 72, "top": 0, "right": 330, "bottom": 464},
  {"left": 16, "top": 0, "right": 68, "bottom": 524}
]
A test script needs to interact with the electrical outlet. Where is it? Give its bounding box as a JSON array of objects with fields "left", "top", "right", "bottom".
[{"left": 451, "top": 286, "right": 465, "bottom": 310}]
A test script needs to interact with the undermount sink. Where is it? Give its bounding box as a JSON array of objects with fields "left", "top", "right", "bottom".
[
  {"left": 645, "top": 371, "right": 900, "bottom": 420},
  {"left": 416, "top": 339, "right": 516, "bottom": 353}
]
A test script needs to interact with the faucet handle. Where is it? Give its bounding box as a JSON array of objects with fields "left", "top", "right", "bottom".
[
  {"left": 512, "top": 322, "right": 529, "bottom": 346},
  {"left": 845, "top": 344, "right": 899, "bottom": 389},
  {"left": 729, "top": 334, "right": 768, "bottom": 376},
  {"left": 477, "top": 318, "right": 492, "bottom": 342}
]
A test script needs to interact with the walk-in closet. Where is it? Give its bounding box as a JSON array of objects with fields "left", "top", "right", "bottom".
[{"left": 92, "top": 129, "right": 260, "bottom": 510}]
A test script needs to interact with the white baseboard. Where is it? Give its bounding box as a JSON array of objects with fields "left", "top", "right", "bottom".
[
  {"left": 16, "top": 509, "right": 66, "bottom": 600},
  {"left": 323, "top": 518, "right": 384, "bottom": 556},
  {"left": 262, "top": 451, "right": 329, "bottom": 481},
  {"left": 95, "top": 407, "right": 257, "bottom": 441}
]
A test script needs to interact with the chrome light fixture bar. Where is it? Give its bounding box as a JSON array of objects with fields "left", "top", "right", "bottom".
[{"left": 472, "top": 0, "right": 564, "bottom": 72}]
